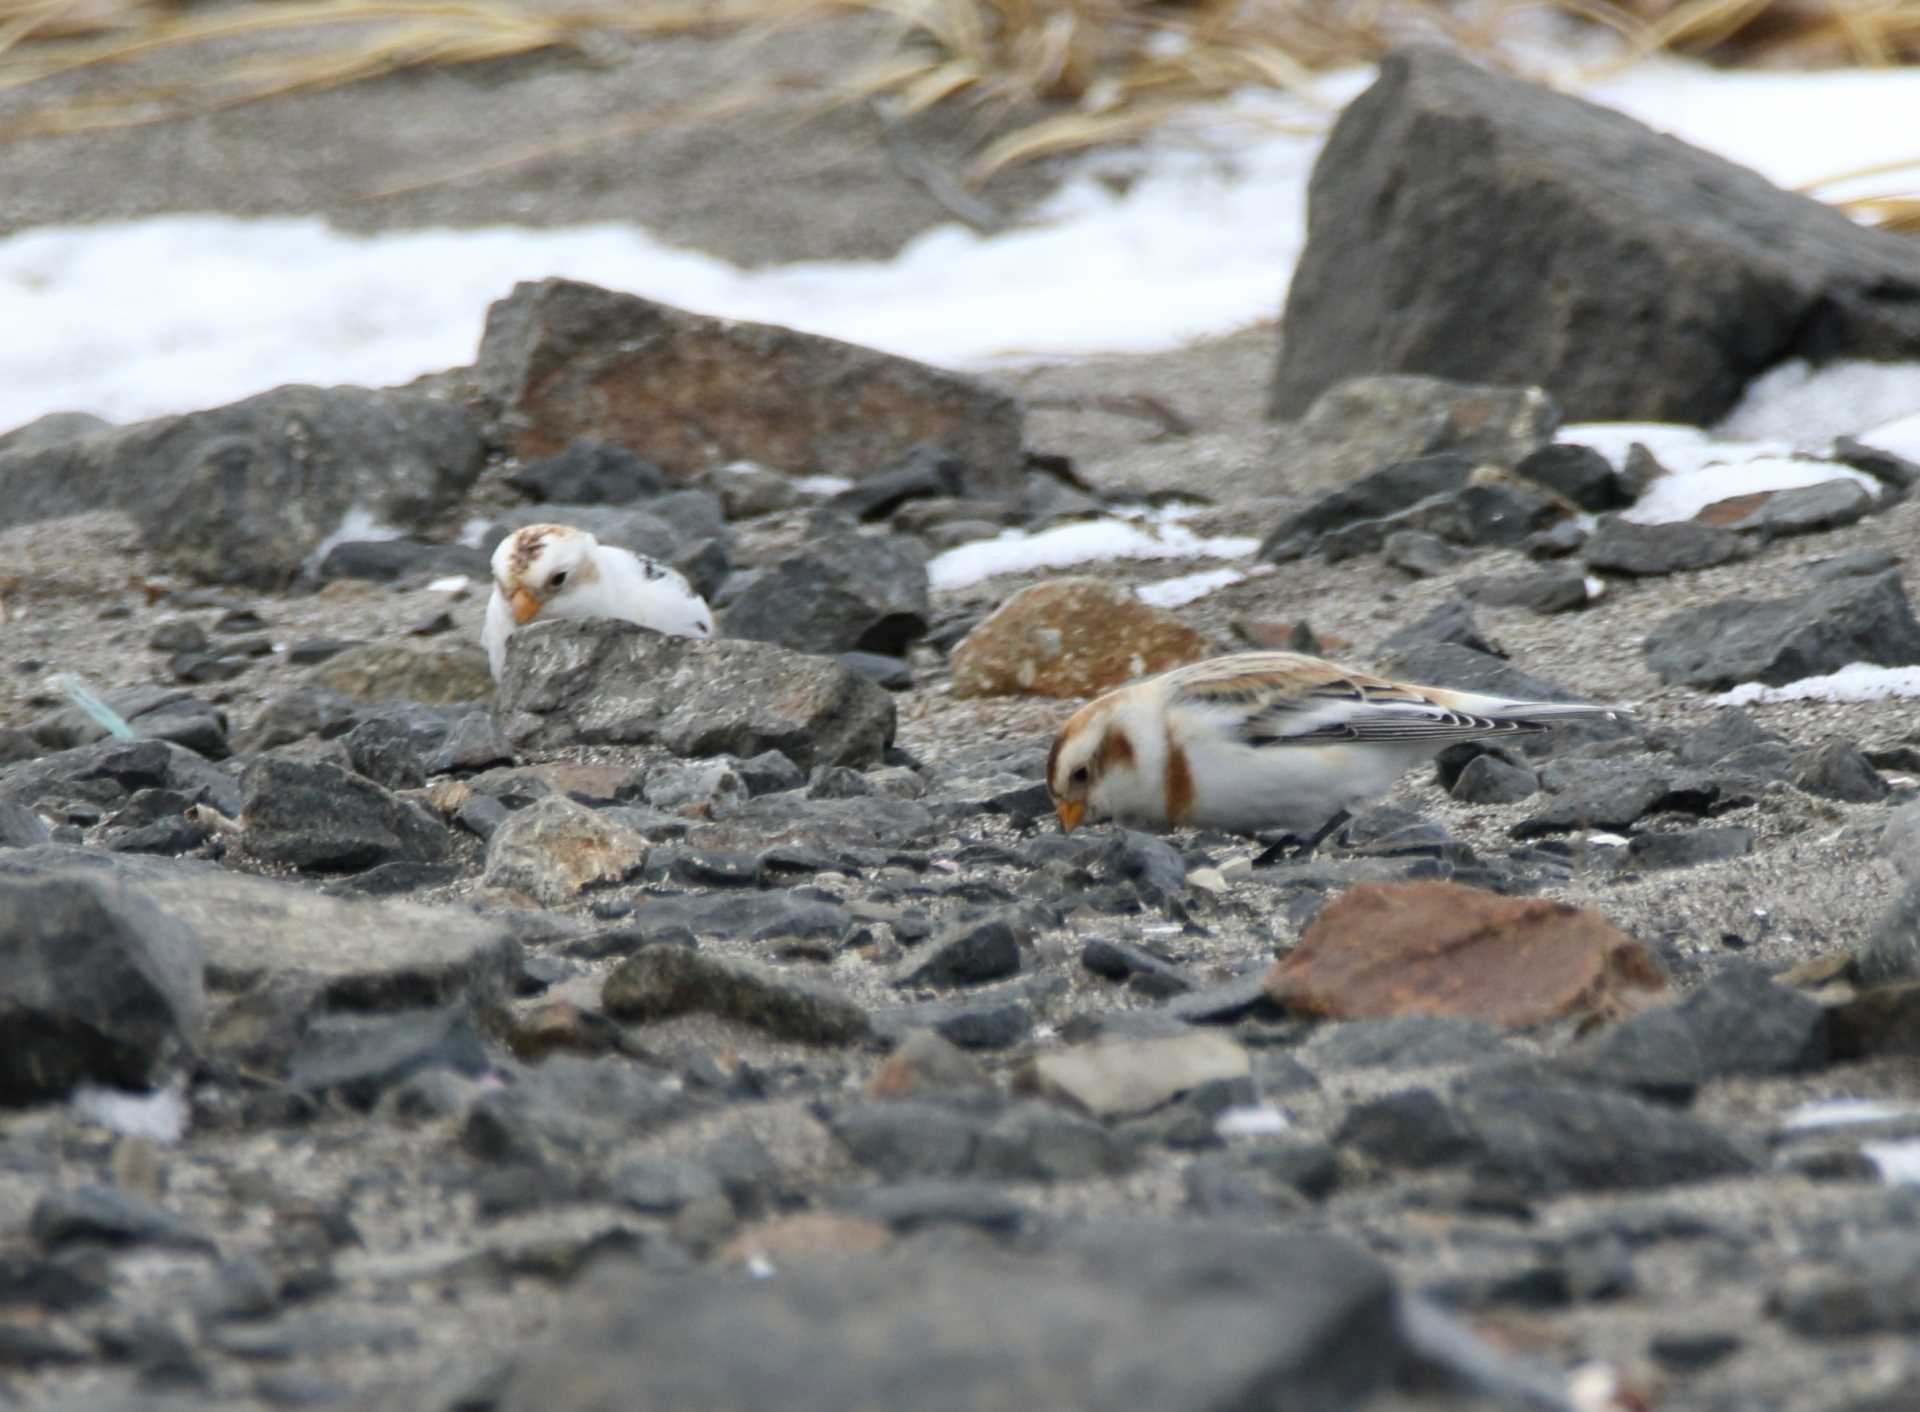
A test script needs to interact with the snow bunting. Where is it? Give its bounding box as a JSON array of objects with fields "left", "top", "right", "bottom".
[
  {"left": 1046, "top": 651, "right": 1626, "bottom": 848},
  {"left": 484, "top": 523, "right": 714, "bottom": 679}
]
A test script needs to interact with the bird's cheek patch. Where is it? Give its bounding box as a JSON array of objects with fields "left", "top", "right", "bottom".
[{"left": 509, "top": 586, "right": 542, "bottom": 625}]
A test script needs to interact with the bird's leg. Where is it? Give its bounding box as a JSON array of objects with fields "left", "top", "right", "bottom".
[{"left": 1251, "top": 809, "right": 1352, "bottom": 868}]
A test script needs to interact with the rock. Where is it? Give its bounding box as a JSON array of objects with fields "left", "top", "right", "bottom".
[
  {"left": 722, "top": 530, "right": 929, "bottom": 656},
  {"left": 827, "top": 442, "right": 973, "bottom": 521},
  {"left": 1513, "top": 443, "right": 1629, "bottom": 511},
  {"left": 872, "top": 994, "right": 1032, "bottom": 1052},
  {"left": 612, "top": 1158, "right": 725, "bottom": 1215},
  {"left": 1460, "top": 566, "right": 1589, "bottom": 614},
  {"left": 1265, "top": 376, "right": 1559, "bottom": 496},
  {"left": 1511, "top": 757, "right": 1757, "bottom": 838},
  {"left": 1584, "top": 517, "right": 1746, "bottom": 576},
  {"left": 239, "top": 757, "right": 449, "bottom": 872},
  {"left": 313, "top": 539, "right": 487, "bottom": 585},
  {"left": 644, "top": 759, "right": 748, "bottom": 817},
  {"left": 0, "top": 871, "right": 205, "bottom": 1103},
  {"left": 892, "top": 915, "right": 1022, "bottom": 989},
  {"left": 1375, "top": 600, "right": 1501, "bottom": 658},
  {"left": 1676, "top": 707, "right": 1787, "bottom": 766},
  {"left": 1265, "top": 880, "right": 1666, "bottom": 1028},
  {"left": 30, "top": 1186, "right": 215, "bottom": 1254},
  {"left": 461, "top": 1056, "right": 687, "bottom": 1169},
  {"left": 1626, "top": 827, "right": 1755, "bottom": 871},
  {"left": 1080, "top": 938, "right": 1194, "bottom": 996},
  {"left": 1857, "top": 878, "right": 1920, "bottom": 985},
  {"left": 0, "top": 409, "right": 111, "bottom": 453},
  {"left": 1645, "top": 570, "right": 1920, "bottom": 690},
  {"left": 839, "top": 1182, "right": 1032, "bottom": 1238},
  {"left": 1259, "top": 453, "right": 1473, "bottom": 562},
  {"left": 974, "top": 1102, "right": 1136, "bottom": 1181},
  {"left": 1881, "top": 802, "right": 1920, "bottom": 883},
  {"left": 734, "top": 750, "right": 806, "bottom": 797},
  {"left": 672, "top": 536, "right": 732, "bottom": 602},
  {"left": 0, "top": 738, "right": 241, "bottom": 819},
  {"left": 505, "top": 440, "right": 667, "bottom": 504},
  {"left": 1554, "top": 963, "right": 1827, "bottom": 1101},
  {"left": 1457, "top": 1081, "right": 1757, "bottom": 1194},
  {"left": 0, "top": 386, "right": 485, "bottom": 585},
  {"left": 830, "top": 1101, "right": 984, "bottom": 1180},
  {"left": 287, "top": 1006, "right": 492, "bottom": 1107},
  {"left": 1337, "top": 1088, "right": 1485, "bottom": 1169},
  {"left": 306, "top": 640, "right": 495, "bottom": 706},
  {"left": 948, "top": 578, "right": 1215, "bottom": 699},
  {"left": 1023, "top": 1032, "right": 1249, "bottom": 1120},
  {"left": 836, "top": 651, "right": 913, "bottom": 691},
  {"left": 1382, "top": 530, "right": 1467, "bottom": 577},
  {"left": 1771, "top": 1240, "right": 1920, "bottom": 1339},
  {"left": 1308, "top": 1015, "right": 1508, "bottom": 1070},
  {"left": 495, "top": 1223, "right": 1406, "bottom": 1412},
  {"left": 1449, "top": 752, "right": 1537, "bottom": 804},
  {"left": 602, "top": 946, "right": 872, "bottom": 1044},
  {"left": 1702, "top": 479, "right": 1877, "bottom": 538},
  {"left": 482, "top": 796, "right": 648, "bottom": 904},
  {"left": 1792, "top": 740, "right": 1888, "bottom": 802},
  {"left": 0, "top": 798, "right": 54, "bottom": 855},
  {"left": 28, "top": 685, "right": 231, "bottom": 760},
  {"left": 496, "top": 619, "right": 896, "bottom": 770},
  {"left": 1269, "top": 48, "right": 1920, "bottom": 424},
  {"left": 474, "top": 278, "right": 1024, "bottom": 490},
  {"left": 867, "top": 1029, "right": 997, "bottom": 1097}
]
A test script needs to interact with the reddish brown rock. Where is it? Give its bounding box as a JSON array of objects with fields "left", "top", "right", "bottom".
[
  {"left": 474, "top": 278, "right": 1024, "bottom": 490},
  {"left": 949, "top": 578, "right": 1216, "bottom": 699},
  {"left": 1265, "top": 880, "right": 1666, "bottom": 1029}
]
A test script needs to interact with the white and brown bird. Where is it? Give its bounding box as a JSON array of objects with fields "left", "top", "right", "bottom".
[
  {"left": 1046, "top": 651, "right": 1626, "bottom": 853},
  {"left": 483, "top": 523, "right": 714, "bottom": 680}
]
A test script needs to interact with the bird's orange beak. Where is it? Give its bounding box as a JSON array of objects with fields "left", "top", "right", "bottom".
[
  {"left": 1055, "top": 798, "right": 1085, "bottom": 833},
  {"left": 509, "top": 585, "right": 541, "bottom": 625}
]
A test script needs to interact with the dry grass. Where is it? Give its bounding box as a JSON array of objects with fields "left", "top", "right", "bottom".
[{"left": 0, "top": 0, "right": 1914, "bottom": 220}]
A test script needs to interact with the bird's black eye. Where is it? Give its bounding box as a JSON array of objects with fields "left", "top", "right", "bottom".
[
  {"left": 549, "top": 570, "right": 567, "bottom": 589},
  {"left": 1069, "top": 766, "right": 1089, "bottom": 787}
]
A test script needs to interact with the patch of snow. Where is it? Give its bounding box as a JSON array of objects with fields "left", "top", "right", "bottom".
[
  {"left": 1713, "top": 359, "right": 1920, "bottom": 449},
  {"left": 1553, "top": 426, "right": 1885, "bottom": 525},
  {"left": 1215, "top": 1104, "right": 1291, "bottom": 1138},
  {"left": 1865, "top": 1140, "right": 1920, "bottom": 1185},
  {"left": 1717, "top": 664, "right": 1920, "bottom": 707},
  {"left": 71, "top": 1082, "right": 190, "bottom": 1144},
  {"left": 791, "top": 474, "right": 855, "bottom": 496},
  {"left": 426, "top": 574, "right": 470, "bottom": 594},
  {"left": 1781, "top": 1098, "right": 1919, "bottom": 1132},
  {"left": 305, "top": 504, "right": 401, "bottom": 573},
  {"left": 1136, "top": 567, "right": 1245, "bottom": 608},
  {"left": 1859, "top": 410, "right": 1920, "bottom": 464},
  {"left": 928, "top": 516, "right": 1259, "bottom": 592}
]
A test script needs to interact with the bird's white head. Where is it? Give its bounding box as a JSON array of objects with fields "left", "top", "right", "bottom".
[
  {"left": 1046, "top": 696, "right": 1134, "bottom": 834},
  {"left": 491, "top": 524, "right": 599, "bottom": 628}
]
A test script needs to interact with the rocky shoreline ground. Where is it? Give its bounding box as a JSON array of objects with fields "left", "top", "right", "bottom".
[{"left": 4, "top": 42, "right": 1920, "bottom": 1412}]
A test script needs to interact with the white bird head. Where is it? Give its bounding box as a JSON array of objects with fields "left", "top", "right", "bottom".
[{"left": 491, "top": 523, "right": 601, "bottom": 628}]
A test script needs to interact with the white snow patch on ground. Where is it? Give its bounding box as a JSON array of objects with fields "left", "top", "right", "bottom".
[
  {"left": 929, "top": 512, "right": 1260, "bottom": 591},
  {"left": 1558, "top": 424, "right": 1884, "bottom": 524},
  {"left": 1714, "top": 359, "right": 1920, "bottom": 449},
  {"left": 1136, "top": 567, "right": 1247, "bottom": 608},
  {"left": 1859, "top": 411, "right": 1920, "bottom": 464},
  {"left": 71, "top": 1083, "right": 190, "bottom": 1144},
  {"left": 1781, "top": 1098, "right": 1920, "bottom": 1132},
  {"left": 1865, "top": 1140, "right": 1920, "bottom": 1186},
  {"left": 1717, "top": 664, "right": 1920, "bottom": 707}
]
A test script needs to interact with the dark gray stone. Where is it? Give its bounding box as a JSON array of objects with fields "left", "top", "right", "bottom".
[
  {"left": 28, "top": 685, "right": 231, "bottom": 760},
  {"left": 239, "top": 757, "right": 449, "bottom": 872},
  {"left": 610, "top": 1158, "right": 724, "bottom": 1215},
  {"left": 839, "top": 1181, "right": 1032, "bottom": 1237},
  {"left": 1374, "top": 599, "right": 1501, "bottom": 657},
  {"left": 0, "top": 738, "right": 241, "bottom": 818},
  {"left": 734, "top": 750, "right": 806, "bottom": 796},
  {"left": 497, "top": 1222, "right": 1405, "bottom": 1412},
  {"left": 643, "top": 759, "right": 748, "bottom": 816},
  {"left": 603, "top": 946, "right": 872, "bottom": 1044},
  {"left": 1460, "top": 565, "right": 1589, "bottom": 614},
  {"left": 0, "top": 871, "right": 206, "bottom": 1103},
  {"left": 1260, "top": 454, "right": 1473, "bottom": 562},
  {"left": 1456, "top": 1082, "right": 1757, "bottom": 1194},
  {"left": 836, "top": 651, "right": 914, "bottom": 690},
  {"left": 0, "top": 799, "right": 51, "bottom": 847},
  {"left": 1675, "top": 707, "right": 1786, "bottom": 767},
  {"left": 1857, "top": 878, "right": 1920, "bottom": 985},
  {"left": 496, "top": 619, "right": 896, "bottom": 770},
  {"left": 1449, "top": 752, "right": 1538, "bottom": 804},
  {"left": 1513, "top": 757, "right": 1758, "bottom": 837},
  {"left": 873, "top": 995, "right": 1032, "bottom": 1051},
  {"left": 1098, "top": 830, "right": 1188, "bottom": 903},
  {"left": 1770, "top": 1239, "right": 1920, "bottom": 1338},
  {"left": 1835, "top": 437, "right": 1920, "bottom": 492},
  {"left": 0, "top": 385, "right": 486, "bottom": 585},
  {"left": 643, "top": 488, "right": 729, "bottom": 548},
  {"left": 1269, "top": 48, "right": 1920, "bottom": 425},
  {"left": 1080, "top": 938, "right": 1193, "bottom": 995},
  {"left": 1311, "top": 1016, "right": 1509, "bottom": 1070},
  {"left": 1721, "top": 479, "right": 1876, "bottom": 537},
  {"left": 1627, "top": 826, "right": 1755, "bottom": 871},
  {"left": 1644, "top": 570, "right": 1920, "bottom": 691},
  {"left": 892, "top": 916, "right": 1021, "bottom": 989},
  {"left": 1793, "top": 740, "right": 1889, "bottom": 802},
  {"left": 461, "top": 1057, "right": 689, "bottom": 1168},
  {"left": 314, "top": 539, "right": 487, "bottom": 585},
  {"left": 1514, "top": 443, "right": 1629, "bottom": 511},
  {"left": 506, "top": 440, "right": 667, "bottom": 504},
  {"left": 723, "top": 530, "right": 929, "bottom": 656},
  {"left": 1382, "top": 529, "right": 1468, "bottom": 577},
  {"left": 830, "top": 1101, "right": 983, "bottom": 1180},
  {"left": 1584, "top": 517, "right": 1746, "bottom": 576},
  {"left": 30, "top": 1186, "right": 215, "bottom": 1255},
  {"left": 975, "top": 1101, "right": 1137, "bottom": 1182},
  {"left": 1337, "top": 1089, "right": 1484, "bottom": 1169},
  {"left": 828, "top": 442, "right": 971, "bottom": 521},
  {"left": 287, "top": 1006, "right": 491, "bottom": 1108}
]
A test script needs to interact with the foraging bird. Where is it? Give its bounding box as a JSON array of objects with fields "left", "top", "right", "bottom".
[
  {"left": 483, "top": 523, "right": 713, "bottom": 679},
  {"left": 1046, "top": 651, "right": 1626, "bottom": 853}
]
